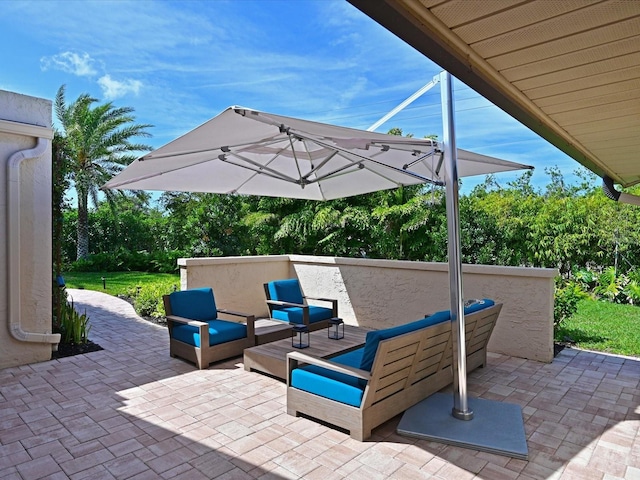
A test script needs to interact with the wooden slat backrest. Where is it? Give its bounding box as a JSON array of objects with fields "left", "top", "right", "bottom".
[
  {"left": 439, "top": 304, "right": 502, "bottom": 363},
  {"left": 363, "top": 320, "right": 452, "bottom": 408}
]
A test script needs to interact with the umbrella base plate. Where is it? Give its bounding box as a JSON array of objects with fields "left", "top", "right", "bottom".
[{"left": 397, "top": 392, "right": 528, "bottom": 460}]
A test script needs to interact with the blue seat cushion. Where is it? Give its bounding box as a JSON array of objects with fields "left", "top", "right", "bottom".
[
  {"left": 272, "top": 305, "right": 333, "bottom": 325},
  {"left": 291, "top": 366, "right": 365, "bottom": 407},
  {"left": 169, "top": 288, "right": 218, "bottom": 321},
  {"left": 171, "top": 319, "right": 247, "bottom": 347},
  {"left": 359, "top": 310, "right": 451, "bottom": 371},
  {"left": 267, "top": 279, "right": 304, "bottom": 304}
]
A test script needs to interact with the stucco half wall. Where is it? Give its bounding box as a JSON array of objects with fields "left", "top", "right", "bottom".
[
  {"left": 0, "top": 90, "right": 55, "bottom": 368},
  {"left": 180, "top": 255, "right": 557, "bottom": 362}
]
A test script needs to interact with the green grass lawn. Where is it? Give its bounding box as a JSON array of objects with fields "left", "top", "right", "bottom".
[
  {"left": 555, "top": 298, "right": 640, "bottom": 357},
  {"left": 62, "top": 271, "right": 180, "bottom": 298}
]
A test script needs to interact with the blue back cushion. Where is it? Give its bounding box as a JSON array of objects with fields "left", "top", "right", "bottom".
[
  {"left": 464, "top": 298, "right": 495, "bottom": 314},
  {"left": 359, "top": 299, "right": 495, "bottom": 371},
  {"left": 360, "top": 310, "right": 451, "bottom": 371},
  {"left": 267, "top": 279, "right": 304, "bottom": 305},
  {"left": 169, "top": 288, "right": 217, "bottom": 321}
]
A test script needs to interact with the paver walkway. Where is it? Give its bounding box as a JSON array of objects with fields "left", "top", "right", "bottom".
[{"left": 1, "top": 289, "right": 639, "bottom": 479}]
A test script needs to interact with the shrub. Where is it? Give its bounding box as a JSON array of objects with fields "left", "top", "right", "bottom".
[
  {"left": 68, "top": 248, "right": 185, "bottom": 273},
  {"left": 554, "top": 280, "right": 588, "bottom": 327},
  {"left": 128, "top": 281, "right": 177, "bottom": 318}
]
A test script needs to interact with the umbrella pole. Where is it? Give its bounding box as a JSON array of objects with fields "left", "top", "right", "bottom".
[
  {"left": 397, "top": 72, "right": 528, "bottom": 458},
  {"left": 440, "top": 71, "right": 473, "bottom": 421}
]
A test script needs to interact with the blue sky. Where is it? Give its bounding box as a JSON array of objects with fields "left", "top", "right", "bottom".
[{"left": 1, "top": 0, "right": 592, "bottom": 194}]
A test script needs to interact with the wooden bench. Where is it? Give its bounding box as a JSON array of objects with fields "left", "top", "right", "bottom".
[{"left": 286, "top": 302, "right": 502, "bottom": 440}]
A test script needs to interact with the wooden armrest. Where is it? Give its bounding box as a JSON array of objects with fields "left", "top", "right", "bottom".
[
  {"left": 306, "top": 296, "right": 336, "bottom": 303},
  {"left": 166, "top": 315, "right": 207, "bottom": 327},
  {"left": 266, "top": 299, "right": 307, "bottom": 309},
  {"left": 217, "top": 308, "right": 256, "bottom": 322},
  {"left": 217, "top": 309, "right": 256, "bottom": 344},
  {"left": 304, "top": 297, "right": 338, "bottom": 316},
  {"left": 286, "top": 351, "right": 371, "bottom": 383}
]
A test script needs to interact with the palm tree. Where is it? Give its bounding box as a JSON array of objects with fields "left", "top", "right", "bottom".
[{"left": 54, "top": 85, "right": 153, "bottom": 260}]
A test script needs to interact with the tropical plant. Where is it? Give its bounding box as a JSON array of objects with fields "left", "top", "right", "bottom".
[
  {"left": 58, "top": 298, "right": 91, "bottom": 344},
  {"left": 54, "top": 85, "right": 153, "bottom": 260},
  {"left": 594, "top": 266, "right": 626, "bottom": 303}
]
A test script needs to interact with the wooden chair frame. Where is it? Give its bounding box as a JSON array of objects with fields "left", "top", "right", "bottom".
[{"left": 263, "top": 282, "right": 338, "bottom": 333}]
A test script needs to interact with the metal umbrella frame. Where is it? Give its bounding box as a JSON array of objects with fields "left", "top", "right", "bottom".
[{"left": 104, "top": 71, "right": 531, "bottom": 457}]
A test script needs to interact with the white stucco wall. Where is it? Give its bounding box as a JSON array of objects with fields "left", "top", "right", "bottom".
[
  {"left": 0, "top": 90, "right": 55, "bottom": 368},
  {"left": 179, "top": 255, "right": 291, "bottom": 316},
  {"left": 181, "top": 255, "right": 557, "bottom": 362},
  {"left": 291, "top": 256, "right": 556, "bottom": 362}
]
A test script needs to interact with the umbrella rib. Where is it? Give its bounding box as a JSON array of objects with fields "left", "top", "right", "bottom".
[
  {"left": 103, "top": 155, "right": 228, "bottom": 189},
  {"left": 291, "top": 129, "right": 443, "bottom": 186},
  {"left": 144, "top": 136, "right": 287, "bottom": 160},
  {"left": 308, "top": 151, "right": 417, "bottom": 188},
  {"left": 222, "top": 152, "right": 300, "bottom": 184},
  {"left": 287, "top": 135, "right": 305, "bottom": 184},
  {"left": 300, "top": 149, "right": 339, "bottom": 181}
]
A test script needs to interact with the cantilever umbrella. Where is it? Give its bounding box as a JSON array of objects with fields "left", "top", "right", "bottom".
[
  {"left": 104, "top": 100, "right": 533, "bottom": 457},
  {"left": 103, "top": 105, "right": 532, "bottom": 197}
]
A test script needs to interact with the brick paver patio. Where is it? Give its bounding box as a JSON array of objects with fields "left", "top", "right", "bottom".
[{"left": 1, "top": 289, "right": 639, "bottom": 479}]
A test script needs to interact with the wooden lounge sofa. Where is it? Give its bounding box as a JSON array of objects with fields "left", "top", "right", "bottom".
[{"left": 286, "top": 300, "right": 502, "bottom": 440}]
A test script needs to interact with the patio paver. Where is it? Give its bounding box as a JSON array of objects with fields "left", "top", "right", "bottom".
[{"left": 1, "top": 289, "right": 639, "bottom": 479}]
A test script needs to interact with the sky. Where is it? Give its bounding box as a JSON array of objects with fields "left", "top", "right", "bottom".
[{"left": 1, "top": 0, "right": 594, "bottom": 194}]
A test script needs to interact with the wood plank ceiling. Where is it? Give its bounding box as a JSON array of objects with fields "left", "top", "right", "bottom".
[{"left": 348, "top": 0, "right": 640, "bottom": 187}]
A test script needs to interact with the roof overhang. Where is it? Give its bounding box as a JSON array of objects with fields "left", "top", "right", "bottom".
[{"left": 348, "top": 0, "right": 640, "bottom": 187}]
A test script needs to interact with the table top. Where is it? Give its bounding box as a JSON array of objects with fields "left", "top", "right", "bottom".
[
  {"left": 243, "top": 324, "right": 369, "bottom": 380},
  {"left": 248, "top": 324, "right": 368, "bottom": 359}
]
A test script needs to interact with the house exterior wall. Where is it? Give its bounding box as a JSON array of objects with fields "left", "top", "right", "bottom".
[
  {"left": 181, "top": 255, "right": 557, "bottom": 362},
  {"left": 0, "top": 90, "right": 55, "bottom": 368}
]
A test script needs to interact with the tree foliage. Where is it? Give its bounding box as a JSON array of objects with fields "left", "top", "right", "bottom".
[
  {"left": 54, "top": 85, "right": 153, "bottom": 260},
  {"left": 60, "top": 167, "right": 640, "bottom": 283}
]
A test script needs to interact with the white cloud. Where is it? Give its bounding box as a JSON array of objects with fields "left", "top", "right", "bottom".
[
  {"left": 98, "top": 75, "right": 142, "bottom": 100},
  {"left": 40, "top": 51, "right": 97, "bottom": 76}
]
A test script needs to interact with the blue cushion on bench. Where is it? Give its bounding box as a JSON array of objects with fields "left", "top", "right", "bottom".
[
  {"left": 172, "top": 319, "right": 247, "bottom": 347},
  {"left": 464, "top": 298, "right": 495, "bottom": 314},
  {"left": 290, "top": 346, "right": 367, "bottom": 407},
  {"left": 168, "top": 288, "right": 218, "bottom": 321},
  {"left": 291, "top": 366, "right": 365, "bottom": 407},
  {"left": 272, "top": 305, "right": 334, "bottom": 325},
  {"left": 359, "top": 310, "right": 451, "bottom": 372},
  {"left": 289, "top": 300, "right": 497, "bottom": 407}
]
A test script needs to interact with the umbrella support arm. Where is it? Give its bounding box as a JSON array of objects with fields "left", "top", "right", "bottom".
[{"left": 367, "top": 75, "right": 441, "bottom": 132}]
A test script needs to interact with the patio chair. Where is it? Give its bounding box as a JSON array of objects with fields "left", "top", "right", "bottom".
[
  {"left": 163, "top": 287, "right": 255, "bottom": 369},
  {"left": 263, "top": 278, "right": 337, "bottom": 332}
]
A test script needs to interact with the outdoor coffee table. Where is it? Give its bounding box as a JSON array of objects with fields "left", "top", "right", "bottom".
[{"left": 243, "top": 324, "right": 369, "bottom": 380}]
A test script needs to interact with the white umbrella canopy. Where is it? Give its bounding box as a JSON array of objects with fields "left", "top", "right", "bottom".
[{"left": 103, "top": 106, "right": 532, "bottom": 198}]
